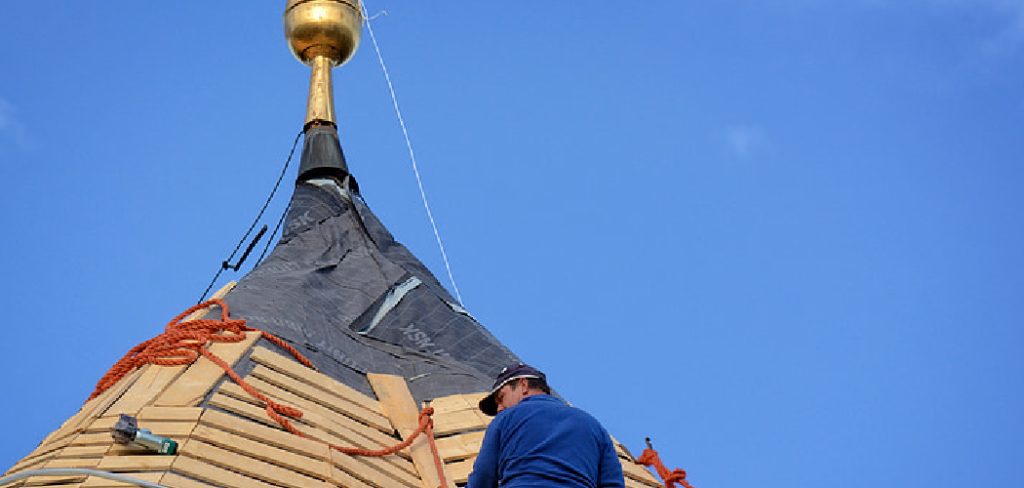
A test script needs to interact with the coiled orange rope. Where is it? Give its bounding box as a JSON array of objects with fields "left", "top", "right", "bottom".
[
  {"left": 636, "top": 439, "right": 694, "bottom": 488},
  {"left": 91, "top": 299, "right": 448, "bottom": 488},
  {"left": 90, "top": 298, "right": 311, "bottom": 401}
]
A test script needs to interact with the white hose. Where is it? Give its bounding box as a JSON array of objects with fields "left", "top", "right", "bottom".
[{"left": 0, "top": 468, "right": 169, "bottom": 488}]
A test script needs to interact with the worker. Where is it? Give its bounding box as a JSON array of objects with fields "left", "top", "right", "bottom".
[{"left": 467, "top": 363, "right": 625, "bottom": 488}]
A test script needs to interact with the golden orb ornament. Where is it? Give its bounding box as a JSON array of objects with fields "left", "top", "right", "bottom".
[
  {"left": 285, "top": 0, "right": 363, "bottom": 128},
  {"left": 284, "top": 0, "right": 363, "bottom": 66}
]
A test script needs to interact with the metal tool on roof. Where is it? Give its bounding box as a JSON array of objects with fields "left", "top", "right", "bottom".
[{"left": 111, "top": 414, "right": 178, "bottom": 455}]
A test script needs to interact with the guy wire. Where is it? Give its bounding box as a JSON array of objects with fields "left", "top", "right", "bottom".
[
  {"left": 363, "top": 3, "right": 466, "bottom": 306},
  {"left": 197, "top": 130, "right": 303, "bottom": 303}
]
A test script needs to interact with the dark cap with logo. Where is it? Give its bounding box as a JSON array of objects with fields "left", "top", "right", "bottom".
[{"left": 478, "top": 363, "right": 546, "bottom": 416}]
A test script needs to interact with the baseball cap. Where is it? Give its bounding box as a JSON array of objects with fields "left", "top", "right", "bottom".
[{"left": 478, "top": 363, "right": 546, "bottom": 416}]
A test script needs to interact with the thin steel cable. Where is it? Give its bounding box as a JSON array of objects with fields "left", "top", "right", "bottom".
[
  {"left": 198, "top": 130, "right": 303, "bottom": 302},
  {"left": 226, "top": 130, "right": 303, "bottom": 262},
  {"left": 362, "top": 4, "right": 465, "bottom": 306}
]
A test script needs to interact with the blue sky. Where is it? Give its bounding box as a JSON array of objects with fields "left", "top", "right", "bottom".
[{"left": 2, "top": 1, "right": 1022, "bottom": 487}]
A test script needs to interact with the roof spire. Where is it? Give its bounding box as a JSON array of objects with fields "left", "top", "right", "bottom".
[
  {"left": 284, "top": 0, "right": 363, "bottom": 183},
  {"left": 284, "top": 0, "right": 363, "bottom": 130}
]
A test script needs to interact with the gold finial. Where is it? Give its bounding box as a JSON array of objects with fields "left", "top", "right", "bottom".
[{"left": 284, "top": 0, "right": 363, "bottom": 128}]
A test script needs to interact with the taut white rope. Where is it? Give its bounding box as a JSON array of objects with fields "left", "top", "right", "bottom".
[{"left": 362, "top": 5, "right": 465, "bottom": 306}]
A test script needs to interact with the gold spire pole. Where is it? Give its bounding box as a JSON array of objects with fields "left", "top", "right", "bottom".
[{"left": 284, "top": 0, "right": 363, "bottom": 129}]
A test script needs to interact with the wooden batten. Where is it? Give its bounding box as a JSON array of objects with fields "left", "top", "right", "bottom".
[
  {"left": 169, "top": 455, "right": 279, "bottom": 488},
  {"left": 157, "top": 472, "right": 216, "bottom": 488},
  {"left": 434, "top": 430, "right": 485, "bottom": 462},
  {"left": 95, "top": 455, "right": 176, "bottom": 472},
  {"left": 179, "top": 439, "right": 331, "bottom": 488},
  {"left": 368, "top": 374, "right": 457, "bottom": 488},
  {"left": 249, "top": 347, "right": 388, "bottom": 427},
  {"left": 214, "top": 377, "right": 420, "bottom": 478},
  {"left": 622, "top": 460, "right": 664, "bottom": 488},
  {"left": 444, "top": 456, "right": 476, "bottom": 485}
]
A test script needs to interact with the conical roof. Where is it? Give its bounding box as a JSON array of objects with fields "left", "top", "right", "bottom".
[{"left": 0, "top": 123, "right": 665, "bottom": 488}]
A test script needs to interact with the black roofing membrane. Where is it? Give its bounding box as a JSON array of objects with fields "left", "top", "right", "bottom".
[{"left": 215, "top": 128, "right": 520, "bottom": 405}]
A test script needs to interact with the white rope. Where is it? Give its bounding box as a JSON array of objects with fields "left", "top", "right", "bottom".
[{"left": 362, "top": 5, "right": 465, "bottom": 306}]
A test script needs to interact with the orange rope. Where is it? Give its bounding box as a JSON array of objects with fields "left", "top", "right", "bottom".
[
  {"left": 424, "top": 410, "right": 450, "bottom": 488},
  {"left": 89, "top": 298, "right": 310, "bottom": 400},
  {"left": 636, "top": 445, "right": 694, "bottom": 488},
  {"left": 91, "top": 299, "right": 448, "bottom": 487}
]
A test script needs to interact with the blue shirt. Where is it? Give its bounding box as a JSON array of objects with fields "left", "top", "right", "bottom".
[{"left": 467, "top": 395, "right": 625, "bottom": 488}]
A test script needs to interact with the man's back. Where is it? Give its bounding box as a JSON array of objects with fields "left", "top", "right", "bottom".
[{"left": 467, "top": 395, "right": 624, "bottom": 488}]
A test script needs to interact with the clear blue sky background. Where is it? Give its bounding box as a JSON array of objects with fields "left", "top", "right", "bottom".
[{"left": 1, "top": 1, "right": 1022, "bottom": 486}]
